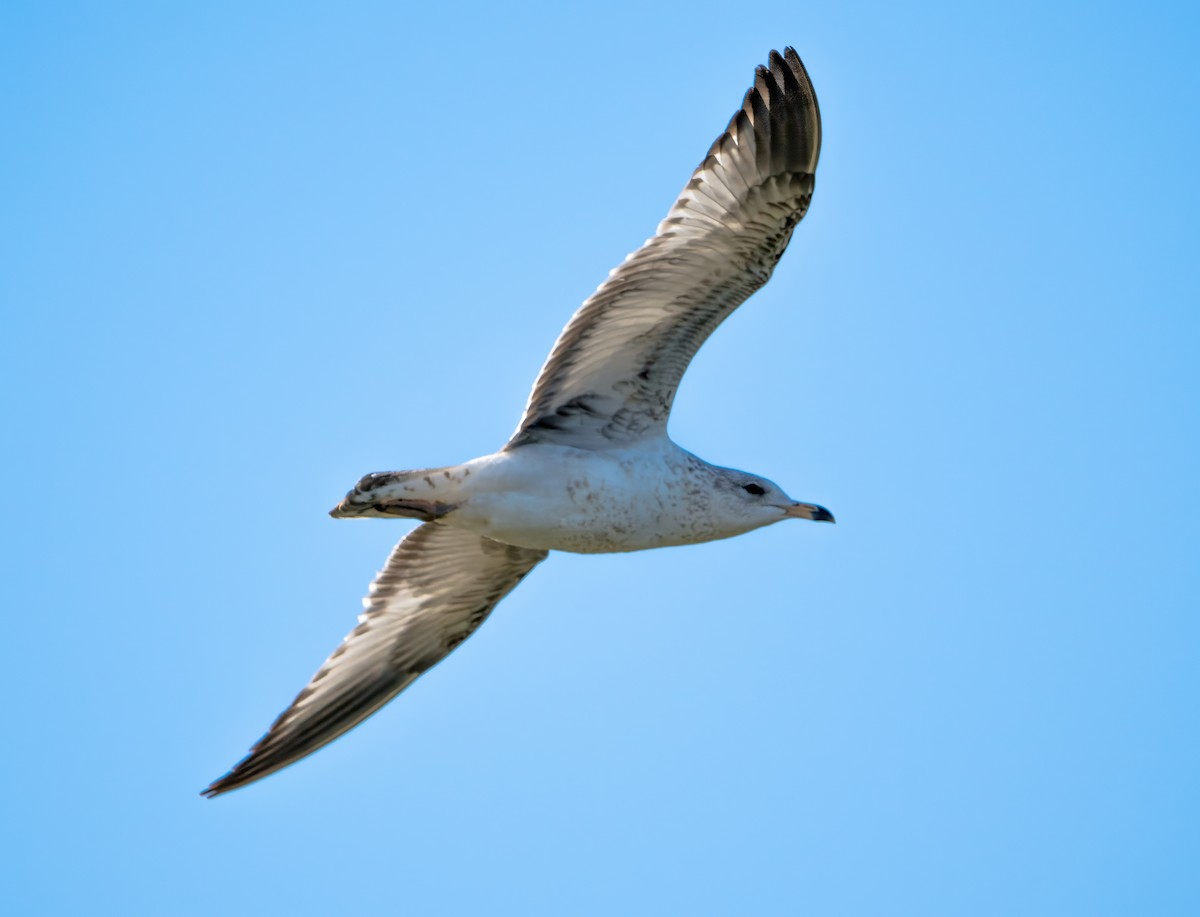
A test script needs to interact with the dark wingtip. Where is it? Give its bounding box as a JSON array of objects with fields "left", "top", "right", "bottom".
[{"left": 200, "top": 771, "right": 240, "bottom": 798}]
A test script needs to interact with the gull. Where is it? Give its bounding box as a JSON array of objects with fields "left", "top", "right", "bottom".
[{"left": 203, "top": 47, "right": 831, "bottom": 798}]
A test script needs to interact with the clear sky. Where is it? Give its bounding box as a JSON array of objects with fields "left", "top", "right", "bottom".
[{"left": 3, "top": 2, "right": 1198, "bottom": 914}]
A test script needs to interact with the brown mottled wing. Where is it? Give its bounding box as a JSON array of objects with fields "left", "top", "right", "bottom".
[
  {"left": 202, "top": 524, "right": 547, "bottom": 797},
  {"left": 509, "top": 48, "right": 821, "bottom": 449}
]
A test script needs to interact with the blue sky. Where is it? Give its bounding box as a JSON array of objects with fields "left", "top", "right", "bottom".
[{"left": 3, "top": 2, "right": 1198, "bottom": 914}]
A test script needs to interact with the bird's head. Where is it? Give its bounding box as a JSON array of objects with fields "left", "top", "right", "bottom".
[{"left": 710, "top": 467, "right": 835, "bottom": 536}]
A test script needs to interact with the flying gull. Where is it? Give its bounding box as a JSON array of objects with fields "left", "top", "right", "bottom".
[{"left": 203, "top": 47, "right": 831, "bottom": 797}]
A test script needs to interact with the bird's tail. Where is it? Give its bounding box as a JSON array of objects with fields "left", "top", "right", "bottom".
[{"left": 329, "top": 467, "right": 462, "bottom": 520}]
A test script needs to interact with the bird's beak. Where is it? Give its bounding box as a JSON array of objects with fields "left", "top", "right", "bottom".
[{"left": 785, "top": 502, "right": 835, "bottom": 523}]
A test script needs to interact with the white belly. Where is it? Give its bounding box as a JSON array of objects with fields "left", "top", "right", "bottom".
[{"left": 448, "top": 443, "right": 726, "bottom": 554}]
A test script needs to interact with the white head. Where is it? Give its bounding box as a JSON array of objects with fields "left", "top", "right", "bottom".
[{"left": 707, "top": 466, "right": 834, "bottom": 539}]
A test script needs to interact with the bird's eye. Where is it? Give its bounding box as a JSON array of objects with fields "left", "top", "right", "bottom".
[{"left": 743, "top": 482, "right": 766, "bottom": 496}]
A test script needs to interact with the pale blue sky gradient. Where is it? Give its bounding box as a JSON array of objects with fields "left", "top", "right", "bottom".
[{"left": 3, "top": 2, "right": 1198, "bottom": 914}]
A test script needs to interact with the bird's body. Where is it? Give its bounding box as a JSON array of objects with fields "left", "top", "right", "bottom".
[
  {"left": 335, "top": 440, "right": 830, "bottom": 554},
  {"left": 204, "top": 47, "right": 832, "bottom": 798}
]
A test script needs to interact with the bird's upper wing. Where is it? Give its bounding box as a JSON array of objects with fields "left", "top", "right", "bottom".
[
  {"left": 202, "top": 524, "right": 547, "bottom": 797},
  {"left": 508, "top": 48, "right": 821, "bottom": 450}
]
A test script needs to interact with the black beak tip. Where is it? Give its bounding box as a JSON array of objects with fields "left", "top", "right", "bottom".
[{"left": 813, "top": 505, "right": 836, "bottom": 524}]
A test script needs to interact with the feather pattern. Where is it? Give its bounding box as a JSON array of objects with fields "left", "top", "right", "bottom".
[
  {"left": 509, "top": 48, "right": 821, "bottom": 449},
  {"left": 202, "top": 524, "right": 546, "bottom": 797}
]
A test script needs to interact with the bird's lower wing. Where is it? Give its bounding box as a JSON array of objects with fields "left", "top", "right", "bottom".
[{"left": 202, "top": 524, "right": 548, "bottom": 797}]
